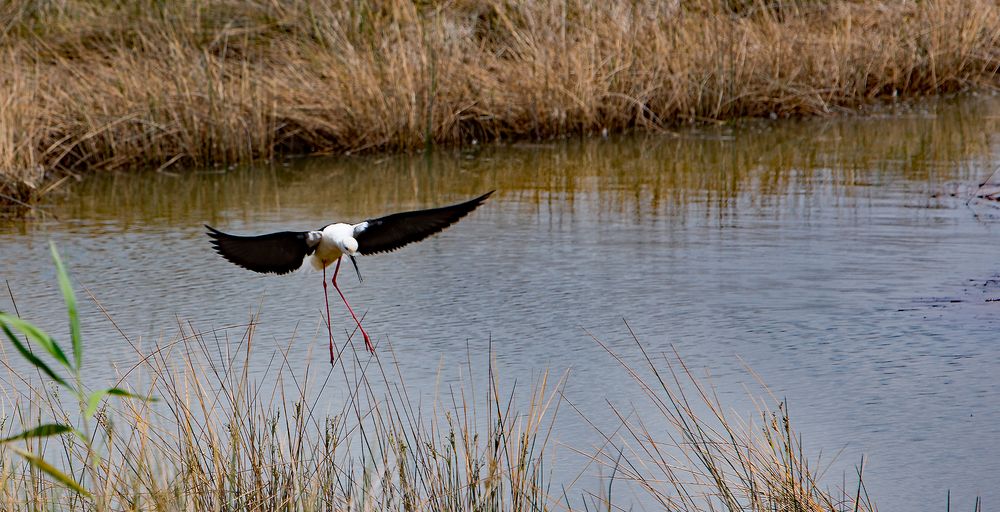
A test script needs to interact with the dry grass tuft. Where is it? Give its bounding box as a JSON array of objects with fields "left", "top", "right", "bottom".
[
  {"left": 1, "top": 0, "right": 999, "bottom": 212},
  {"left": 0, "top": 311, "right": 561, "bottom": 511},
  {"left": 0, "top": 297, "right": 876, "bottom": 510},
  {"left": 584, "top": 325, "right": 875, "bottom": 512}
]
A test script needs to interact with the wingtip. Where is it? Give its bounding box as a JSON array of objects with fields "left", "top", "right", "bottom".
[{"left": 468, "top": 190, "right": 495, "bottom": 207}]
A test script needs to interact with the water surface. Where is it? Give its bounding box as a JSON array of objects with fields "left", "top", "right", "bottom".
[{"left": 3, "top": 95, "right": 1000, "bottom": 510}]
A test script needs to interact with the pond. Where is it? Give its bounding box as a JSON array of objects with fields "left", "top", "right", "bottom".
[{"left": 3, "top": 94, "right": 1000, "bottom": 510}]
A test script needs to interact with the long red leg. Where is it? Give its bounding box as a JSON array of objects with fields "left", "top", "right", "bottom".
[
  {"left": 322, "top": 265, "right": 337, "bottom": 365},
  {"left": 331, "top": 257, "right": 374, "bottom": 353}
]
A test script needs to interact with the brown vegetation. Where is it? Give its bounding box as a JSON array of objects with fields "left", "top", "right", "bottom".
[
  {"left": 2, "top": 0, "right": 999, "bottom": 212},
  {"left": 0, "top": 305, "right": 874, "bottom": 511}
]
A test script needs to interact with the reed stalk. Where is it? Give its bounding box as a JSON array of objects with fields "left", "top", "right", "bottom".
[{"left": 2, "top": 0, "right": 999, "bottom": 212}]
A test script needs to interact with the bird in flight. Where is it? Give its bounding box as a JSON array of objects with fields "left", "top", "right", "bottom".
[{"left": 206, "top": 191, "right": 494, "bottom": 363}]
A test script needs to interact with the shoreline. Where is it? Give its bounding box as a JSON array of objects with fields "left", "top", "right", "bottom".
[{"left": 2, "top": 0, "right": 999, "bottom": 214}]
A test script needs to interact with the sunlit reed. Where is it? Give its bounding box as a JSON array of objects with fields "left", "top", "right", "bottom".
[{"left": 2, "top": 0, "right": 999, "bottom": 212}]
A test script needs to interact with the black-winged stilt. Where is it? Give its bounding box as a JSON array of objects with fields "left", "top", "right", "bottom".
[{"left": 206, "top": 191, "right": 494, "bottom": 362}]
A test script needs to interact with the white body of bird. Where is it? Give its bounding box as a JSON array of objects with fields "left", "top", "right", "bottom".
[{"left": 311, "top": 223, "right": 359, "bottom": 270}]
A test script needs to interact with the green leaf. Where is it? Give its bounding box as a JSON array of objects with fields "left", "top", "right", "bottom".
[
  {"left": 84, "top": 391, "right": 104, "bottom": 419},
  {"left": 0, "top": 313, "right": 71, "bottom": 370},
  {"left": 9, "top": 446, "right": 91, "bottom": 497},
  {"left": 85, "top": 387, "right": 157, "bottom": 418},
  {"left": 0, "top": 423, "right": 73, "bottom": 444},
  {"left": 0, "top": 319, "right": 70, "bottom": 389},
  {"left": 106, "top": 388, "right": 156, "bottom": 401},
  {"left": 50, "top": 243, "right": 82, "bottom": 371}
]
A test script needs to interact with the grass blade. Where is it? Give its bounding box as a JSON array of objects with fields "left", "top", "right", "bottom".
[
  {"left": 9, "top": 446, "right": 91, "bottom": 497},
  {"left": 84, "top": 390, "right": 109, "bottom": 419},
  {"left": 85, "top": 387, "right": 157, "bottom": 418},
  {"left": 50, "top": 243, "right": 82, "bottom": 371},
  {"left": 0, "top": 319, "right": 70, "bottom": 388},
  {"left": 0, "top": 423, "right": 73, "bottom": 444},
  {"left": 0, "top": 313, "right": 71, "bottom": 369},
  {"left": 105, "top": 388, "right": 156, "bottom": 401}
]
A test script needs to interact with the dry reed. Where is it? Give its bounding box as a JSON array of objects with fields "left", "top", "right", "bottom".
[
  {"left": 1, "top": 0, "right": 999, "bottom": 212},
  {"left": 1, "top": 311, "right": 561, "bottom": 511},
  {"left": 584, "top": 326, "right": 875, "bottom": 512},
  {"left": 0, "top": 283, "right": 876, "bottom": 510}
]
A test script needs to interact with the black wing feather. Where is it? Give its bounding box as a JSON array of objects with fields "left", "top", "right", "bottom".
[
  {"left": 206, "top": 225, "right": 315, "bottom": 275},
  {"left": 354, "top": 191, "right": 494, "bottom": 255}
]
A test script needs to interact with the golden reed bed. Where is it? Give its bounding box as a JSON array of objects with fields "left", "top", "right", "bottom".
[{"left": 2, "top": 0, "right": 999, "bottom": 212}]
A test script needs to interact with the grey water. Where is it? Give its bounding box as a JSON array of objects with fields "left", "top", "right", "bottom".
[{"left": 3, "top": 94, "right": 1000, "bottom": 510}]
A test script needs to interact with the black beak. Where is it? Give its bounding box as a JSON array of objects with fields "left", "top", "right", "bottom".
[{"left": 349, "top": 255, "right": 363, "bottom": 283}]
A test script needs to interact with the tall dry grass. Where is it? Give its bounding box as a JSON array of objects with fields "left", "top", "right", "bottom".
[
  {"left": 586, "top": 327, "right": 875, "bottom": 512},
  {"left": 1, "top": 0, "right": 999, "bottom": 212},
  {"left": 0, "top": 257, "right": 877, "bottom": 511},
  {"left": 1, "top": 313, "right": 561, "bottom": 511},
  {"left": 0, "top": 317, "right": 878, "bottom": 511}
]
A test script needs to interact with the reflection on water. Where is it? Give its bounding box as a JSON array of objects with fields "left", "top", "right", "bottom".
[
  {"left": 3, "top": 94, "right": 1000, "bottom": 510},
  {"left": 34, "top": 93, "right": 999, "bottom": 227}
]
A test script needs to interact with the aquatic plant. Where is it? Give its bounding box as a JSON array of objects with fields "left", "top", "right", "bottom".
[
  {"left": 584, "top": 326, "right": 874, "bottom": 512},
  {"left": 0, "top": 250, "right": 557, "bottom": 510},
  {"left": 3, "top": 0, "right": 999, "bottom": 213},
  {"left": 0, "top": 253, "right": 873, "bottom": 510},
  {"left": 0, "top": 244, "right": 152, "bottom": 500}
]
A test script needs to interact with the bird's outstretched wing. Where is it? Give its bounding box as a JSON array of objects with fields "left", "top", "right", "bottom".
[
  {"left": 353, "top": 191, "right": 494, "bottom": 255},
  {"left": 206, "top": 226, "right": 321, "bottom": 275}
]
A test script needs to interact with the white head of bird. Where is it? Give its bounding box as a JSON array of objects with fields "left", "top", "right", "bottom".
[{"left": 342, "top": 236, "right": 359, "bottom": 255}]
